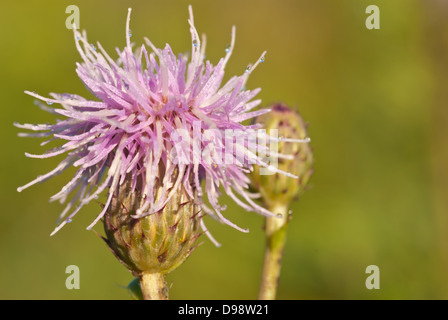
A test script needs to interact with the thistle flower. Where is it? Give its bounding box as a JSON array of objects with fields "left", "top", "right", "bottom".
[{"left": 16, "top": 6, "right": 305, "bottom": 250}]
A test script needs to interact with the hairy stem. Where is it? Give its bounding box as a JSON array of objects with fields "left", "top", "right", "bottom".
[
  {"left": 258, "top": 203, "right": 289, "bottom": 300},
  {"left": 139, "top": 272, "right": 169, "bottom": 300}
]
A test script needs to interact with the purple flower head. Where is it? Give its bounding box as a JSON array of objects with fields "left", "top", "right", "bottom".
[{"left": 16, "top": 6, "right": 303, "bottom": 244}]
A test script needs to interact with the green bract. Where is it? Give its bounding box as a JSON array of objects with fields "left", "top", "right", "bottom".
[{"left": 103, "top": 168, "right": 201, "bottom": 276}]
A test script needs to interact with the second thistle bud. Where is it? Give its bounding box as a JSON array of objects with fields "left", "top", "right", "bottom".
[
  {"left": 103, "top": 169, "right": 201, "bottom": 278},
  {"left": 250, "top": 103, "right": 313, "bottom": 208}
]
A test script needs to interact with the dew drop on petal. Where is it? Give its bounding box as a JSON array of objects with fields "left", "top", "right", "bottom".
[
  {"left": 288, "top": 210, "right": 293, "bottom": 215},
  {"left": 245, "top": 65, "right": 252, "bottom": 73},
  {"left": 225, "top": 44, "right": 231, "bottom": 53},
  {"left": 260, "top": 56, "right": 265, "bottom": 63},
  {"left": 192, "top": 40, "right": 198, "bottom": 48},
  {"left": 66, "top": 218, "right": 73, "bottom": 223},
  {"left": 90, "top": 43, "right": 96, "bottom": 51},
  {"left": 276, "top": 213, "right": 283, "bottom": 218},
  {"left": 129, "top": 29, "right": 133, "bottom": 37},
  {"left": 47, "top": 101, "right": 53, "bottom": 105}
]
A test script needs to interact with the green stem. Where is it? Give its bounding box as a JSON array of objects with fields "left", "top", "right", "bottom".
[
  {"left": 139, "top": 272, "right": 169, "bottom": 300},
  {"left": 258, "top": 203, "right": 289, "bottom": 300}
]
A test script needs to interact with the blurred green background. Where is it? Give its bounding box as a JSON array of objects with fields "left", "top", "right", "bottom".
[{"left": 1, "top": 0, "right": 447, "bottom": 299}]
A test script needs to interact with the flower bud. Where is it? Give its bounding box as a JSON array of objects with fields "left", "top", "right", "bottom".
[
  {"left": 250, "top": 103, "right": 313, "bottom": 207},
  {"left": 103, "top": 171, "right": 201, "bottom": 277}
]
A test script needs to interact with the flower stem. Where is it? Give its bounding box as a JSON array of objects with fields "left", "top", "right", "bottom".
[
  {"left": 139, "top": 272, "right": 169, "bottom": 300},
  {"left": 258, "top": 203, "right": 289, "bottom": 300}
]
